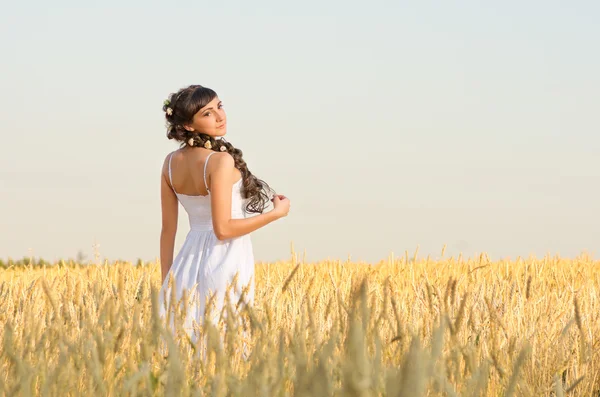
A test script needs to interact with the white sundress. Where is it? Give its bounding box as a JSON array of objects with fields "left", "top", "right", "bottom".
[{"left": 159, "top": 151, "right": 255, "bottom": 344}]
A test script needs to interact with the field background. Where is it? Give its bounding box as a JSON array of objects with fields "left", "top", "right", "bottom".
[{"left": 1, "top": 249, "right": 599, "bottom": 396}]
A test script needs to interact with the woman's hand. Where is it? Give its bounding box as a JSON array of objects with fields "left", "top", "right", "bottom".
[{"left": 271, "top": 194, "right": 290, "bottom": 219}]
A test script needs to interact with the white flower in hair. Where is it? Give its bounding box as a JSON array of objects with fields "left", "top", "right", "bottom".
[
  {"left": 188, "top": 137, "right": 195, "bottom": 146},
  {"left": 166, "top": 107, "right": 173, "bottom": 116},
  {"left": 220, "top": 145, "right": 227, "bottom": 151},
  {"left": 204, "top": 140, "right": 212, "bottom": 149}
]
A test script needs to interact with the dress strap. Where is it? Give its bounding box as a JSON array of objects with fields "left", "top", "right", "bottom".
[
  {"left": 168, "top": 152, "right": 177, "bottom": 194},
  {"left": 204, "top": 152, "right": 217, "bottom": 192}
]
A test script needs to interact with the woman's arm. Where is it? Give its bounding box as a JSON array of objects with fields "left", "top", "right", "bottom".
[
  {"left": 160, "top": 156, "right": 178, "bottom": 283},
  {"left": 209, "top": 153, "right": 286, "bottom": 240}
]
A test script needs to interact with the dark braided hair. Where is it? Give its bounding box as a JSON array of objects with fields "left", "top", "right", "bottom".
[{"left": 162, "top": 84, "right": 274, "bottom": 214}]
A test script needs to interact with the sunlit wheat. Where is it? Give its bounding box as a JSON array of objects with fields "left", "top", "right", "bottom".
[{"left": 0, "top": 250, "right": 599, "bottom": 395}]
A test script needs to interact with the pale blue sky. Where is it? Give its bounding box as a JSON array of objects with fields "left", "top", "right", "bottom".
[{"left": 1, "top": 1, "right": 599, "bottom": 263}]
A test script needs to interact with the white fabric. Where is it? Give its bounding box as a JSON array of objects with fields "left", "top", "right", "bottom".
[{"left": 159, "top": 151, "right": 255, "bottom": 344}]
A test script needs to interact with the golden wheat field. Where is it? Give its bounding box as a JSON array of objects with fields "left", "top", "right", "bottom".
[{"left": 1, "top": 248, "right": 599, "bottom": 396}]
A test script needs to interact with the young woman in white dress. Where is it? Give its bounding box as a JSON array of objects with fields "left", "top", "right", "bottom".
[{"left": 158, "top": 84, "right": 290, "bottom": 343}]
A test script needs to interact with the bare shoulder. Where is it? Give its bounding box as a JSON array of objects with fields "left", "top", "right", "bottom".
[{"left": 207, "top": 152, "right": 234, "bottom": 170}]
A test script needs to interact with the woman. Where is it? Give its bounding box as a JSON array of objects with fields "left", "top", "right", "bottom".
[{"left": 158, "top": 84, "right": 290, "bottom": 342}]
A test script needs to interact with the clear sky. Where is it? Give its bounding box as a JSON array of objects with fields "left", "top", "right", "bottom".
[{"left": 1, "top": 1, "right": 599, "bottom": 264}]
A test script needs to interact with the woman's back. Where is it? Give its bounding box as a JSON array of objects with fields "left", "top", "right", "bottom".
[{"left": 167, "top": 149, "right": 247, "bottom": 232}]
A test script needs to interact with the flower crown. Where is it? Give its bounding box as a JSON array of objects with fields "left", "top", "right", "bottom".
[
  {"left": 163, "top": 99, "right": 173, "bottom": 116},
  {"left": 164, "top": 90, "right": 186, "bottom": 116}
]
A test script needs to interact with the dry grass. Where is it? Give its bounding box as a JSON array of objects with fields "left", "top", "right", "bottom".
[{"left": 1, "top": 249, "right": 599, "bottom": 396}]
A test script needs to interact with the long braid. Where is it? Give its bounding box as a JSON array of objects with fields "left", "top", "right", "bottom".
[{"left": 185, "top": 133, "right": 273, "bottom": 213}]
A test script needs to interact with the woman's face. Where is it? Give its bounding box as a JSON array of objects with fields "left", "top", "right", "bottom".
[{"left": 185, "top": 96, "right": 227, "bottom": 137}]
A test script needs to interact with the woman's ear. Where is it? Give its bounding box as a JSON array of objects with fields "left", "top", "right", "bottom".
[{"left": 184, "top": 125, "right": 194, "bottom": 132}]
